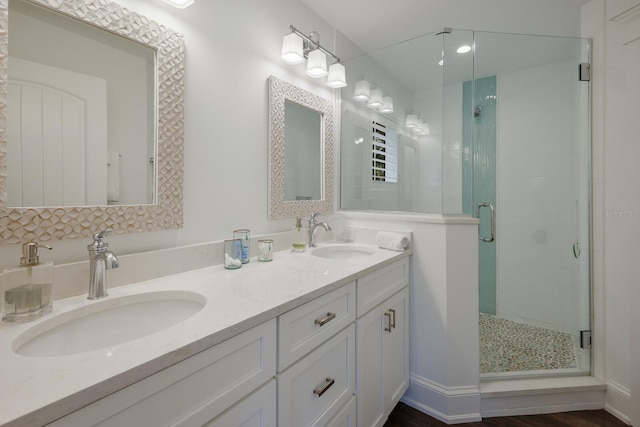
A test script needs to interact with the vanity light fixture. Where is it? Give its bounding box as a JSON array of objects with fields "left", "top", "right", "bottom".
[
  {"left": 367, "top": 87, "right": 383, "bottom": 109},
  {"left": 281, "top": 32, "right": 305, "bottom": 64},
  {"left": 306, "top": 49, "right": 328, "bottom": 78},
  {"left": 281, "top": 25, "right": 346, "bottom": 88},
  {"left": 353, "top": 80, "right": 371, "bottom": 102},
  {"left": 405, "top": 114, "right": 418, "bottom": 128},
  {"left": 327, "top": 62, "right": 347, "bottom": 88},
  {"left": 379, "top": 96, "right": 394, "bottom": 113},
  {"left": 162, "top": 0, "right": 194, "bottom": 8},
  {"left": 405, "top": 114, "right": 430, "bottom": 135}
]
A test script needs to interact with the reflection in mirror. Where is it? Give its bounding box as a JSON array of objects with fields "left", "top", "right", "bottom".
[
  {"left": 0, "top": 0, "right": 185, "bottom": 245},
  {"left": 284, "top": 100, "right": 322, "bottom": 201},
  {"left": 268, "top": 76, "right": 334, "bottom": 220},
  {"left": 8, "top": 0, "right": 155, "bottom": 207}
]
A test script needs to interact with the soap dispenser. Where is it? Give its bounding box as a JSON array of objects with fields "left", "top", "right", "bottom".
[
  {"left": 291, "top": 217, "right": 307, "bottom": 252},
  {"left": 2, "top": 242, "right": 54, "bottom": 322}
]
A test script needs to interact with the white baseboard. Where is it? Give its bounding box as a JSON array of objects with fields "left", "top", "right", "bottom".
[
  {"left": 605, "top": 381, "right": 632, "bottom": 425},
  {"left": 401, "top": 374, "right": 481, "bottom": 424},
  {"left": 401, "top": 374, "right": 615, "bottom": 424}
]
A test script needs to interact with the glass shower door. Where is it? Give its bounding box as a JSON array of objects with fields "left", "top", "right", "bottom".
[{"left": 467, "top": 32, "right": 592, "bottom": 377}]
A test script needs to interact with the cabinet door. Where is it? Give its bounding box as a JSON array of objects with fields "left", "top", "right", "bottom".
[
  {"left": 382, "top": 287, "right": 409, "bottom": 415},
  {"left": 204, "top": 380, "right": 276, "bottom": 427},
  {"left": 356, "top": 303, "right": 385, "bottom": 427},
  {"left": 356, "top": 287, "right": 409, "bottom": 427}
]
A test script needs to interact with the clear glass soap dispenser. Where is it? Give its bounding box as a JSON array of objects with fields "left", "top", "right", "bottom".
[
  {"left": 291, "top": 217, "right": 308, "bottom": 252},
  {"left": 2, "top": 242, "right": 54, "bottom": 322}
]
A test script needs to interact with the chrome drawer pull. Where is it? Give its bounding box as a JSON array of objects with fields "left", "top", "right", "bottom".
[
  {"left": 314, "top": 312, "right": 336, "bottom": 327},
  {"left": 313, "top": 377, "right": 335, "bottom": 397},
  {"left": 385, "top": 312, "right": 392, "bottom": 332},
  {"left": 389, "top": 308, "right": 396, "bottom": 329}
]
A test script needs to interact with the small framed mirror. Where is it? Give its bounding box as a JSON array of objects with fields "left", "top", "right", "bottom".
[{"left": 268, "top": 76, "right": 334, "bottom": 220}]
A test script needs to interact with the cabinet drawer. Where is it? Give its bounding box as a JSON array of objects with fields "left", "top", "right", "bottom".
[
  {"left": 203, "top": 380, "right": 276, "bottom": 427},
  {"left": 357, "top": 258, "right": 409, "bottom": 316},
  {"left": 279, "top": 282, "right": 356, "bottom": 371},
  {"left": 278, "top": 324, "right": 355, "bottom": 427},
  {"left": 326, "top": 396, "right": 356, "bottom": 427},
  {"left": 50, "top": 319, "right": 276, "bottom": 427}
]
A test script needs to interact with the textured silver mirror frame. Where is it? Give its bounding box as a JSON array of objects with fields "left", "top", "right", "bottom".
[{"left": 268, "top": 76, "right": 335, "bottom": 220}]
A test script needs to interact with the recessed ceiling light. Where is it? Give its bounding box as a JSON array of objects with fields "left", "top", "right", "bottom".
[
  {"left": 457, "top": 45, "right": 472, "bottom": 54},
  {"left": 438, "top": 59, "right": 444, "bottom": 66}
]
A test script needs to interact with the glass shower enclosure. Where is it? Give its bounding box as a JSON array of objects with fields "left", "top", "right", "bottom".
[{"left": 340, "top": 29, "right": 591, "bottom": 377}]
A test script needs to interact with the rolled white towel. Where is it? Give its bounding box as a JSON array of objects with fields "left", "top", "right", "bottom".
[{"left": 376, "top": 231, "right": 409, "bottom": 252}]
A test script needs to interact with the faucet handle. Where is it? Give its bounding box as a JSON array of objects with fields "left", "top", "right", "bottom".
[
  {"left": 93, "top": 228, "right": 112, "bottom": 242},
  {"left": 88, "top": 228, "right": 113, "bottom": 252}
]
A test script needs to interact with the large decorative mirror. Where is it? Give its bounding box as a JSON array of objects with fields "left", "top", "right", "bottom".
[
  {"left": 268, "top": 76, "right": 334, "bottom": 220},
  {"left": 0, "top": 0, "right": 185, "bottom": 245}
]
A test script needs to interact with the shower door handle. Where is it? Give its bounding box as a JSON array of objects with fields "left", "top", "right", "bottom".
[{"left": 477, "top": 202, "right": 495, "bottom": 243}]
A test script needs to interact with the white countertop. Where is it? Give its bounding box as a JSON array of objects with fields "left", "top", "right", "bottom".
[{"left": 0, "top": 242, "right": 410, "bottom": 427}]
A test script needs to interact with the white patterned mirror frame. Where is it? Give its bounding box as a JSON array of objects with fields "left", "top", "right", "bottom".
[
  {"left": 0, "top": 0, "right": 185, "bottom": 245},
  {"left": 268, "top": 75, "right": 334, "bottom": 220}
]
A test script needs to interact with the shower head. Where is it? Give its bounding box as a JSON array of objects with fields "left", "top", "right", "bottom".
[{"left": 474, "top": 105, "right": 482, "bottom": 118}]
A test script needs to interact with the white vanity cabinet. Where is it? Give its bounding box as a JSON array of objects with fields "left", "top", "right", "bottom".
[
  {"left": 38, "top": 254, "right": 410, "bottom": 427},
  {"left": 49, "top": 319, "right": 276, "bottom": 427},
  {"left": 355, "top": 259, "right": 410, "bottom": 427}
]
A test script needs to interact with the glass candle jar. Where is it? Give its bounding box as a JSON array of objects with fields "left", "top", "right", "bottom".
[
  {"left": 257, "top": 239, "right": 273, "bottom": 262},
  {"left": 233, "top": 229, "right": 250, "bottom": 264},
  {"left": 224, "top": 239, "right": 243, "bottom": 269}
]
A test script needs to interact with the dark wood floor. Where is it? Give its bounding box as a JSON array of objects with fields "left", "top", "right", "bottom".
[{"left": 384, "top": 403, "right": 628, "bottom": 427}]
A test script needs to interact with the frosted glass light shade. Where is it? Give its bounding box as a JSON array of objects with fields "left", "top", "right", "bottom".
[
  {"left": 326, "top": 63, "right": 347, "bottom": 88},
  {"left": 367, "top": 88, "right": 383, "bottom": 108},
  {"left": 379, "top": 96, "right": 394, "bottom": 113},
  {"left": 405, "top": 114, "right": 417, "bottom": 128},
  {"left": 162, "top": 0, "right": 194, "bottom": 7},
  {"left": 281, "top": 33, "right": 305, "bottom": 65},
  {"left": 353, "top": 80, "right": 370, "bottom": 102},
  {"left": 305, "top": 49, "right": 328, "bottom": 78}
]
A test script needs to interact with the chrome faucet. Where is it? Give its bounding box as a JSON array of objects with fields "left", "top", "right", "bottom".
[
  {"left": 308, "top": 213, "right": 332, "bottom": 247},
  {"left": 87, "top": 228, "right": 119, "bottom": 300}
]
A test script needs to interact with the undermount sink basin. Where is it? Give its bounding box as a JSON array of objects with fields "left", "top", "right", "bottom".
[
  {"left": 311, "top": 245, "right": 375, "bottom": 259},
  {"left": 13, "top": 290, "right": 205, "bottom": 357}
]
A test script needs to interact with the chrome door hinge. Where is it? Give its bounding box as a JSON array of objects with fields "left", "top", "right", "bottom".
[{"left": 579, "top": 63, "right": 591, "bottom": 81}]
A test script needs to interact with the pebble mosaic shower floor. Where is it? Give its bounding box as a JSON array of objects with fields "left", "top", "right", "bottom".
[{"left": 480, "top": 313, "right": 579, "bottom": 374}]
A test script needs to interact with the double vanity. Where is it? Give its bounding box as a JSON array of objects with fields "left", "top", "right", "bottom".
[{"left": 0, "top": 240, "right": 410, "bottom": 427}]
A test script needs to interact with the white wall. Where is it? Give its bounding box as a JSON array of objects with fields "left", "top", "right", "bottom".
[{"left": 583, "top": 0, "right": 640, "bottom": 423}]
